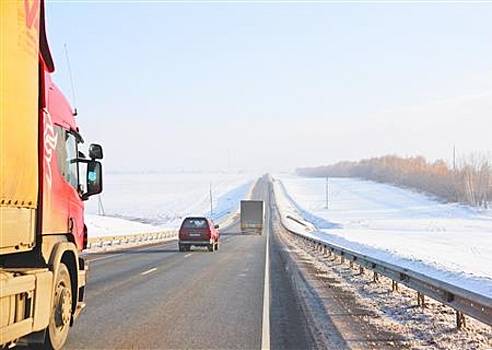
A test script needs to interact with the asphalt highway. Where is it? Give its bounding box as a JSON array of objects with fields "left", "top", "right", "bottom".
[{"left": 65, "top": 177, "right": 314, "bottom": 349}]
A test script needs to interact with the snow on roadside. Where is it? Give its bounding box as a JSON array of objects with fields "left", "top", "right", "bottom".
[
  {"left": 85, "top": 172, "right": 255, "bottom": 238},
  {"left": 281, "top": 227, "right": 492, "bottom": 350},
  {"left": 85, "top": 215, "right": 166, "bottom": 238},
  {"left": 273, "top": 175, "right": 492, "bottom": 299}
]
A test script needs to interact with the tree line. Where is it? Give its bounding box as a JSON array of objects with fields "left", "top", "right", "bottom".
[{"left": 296, "top": 154, "right": 491, "bottom": 208}]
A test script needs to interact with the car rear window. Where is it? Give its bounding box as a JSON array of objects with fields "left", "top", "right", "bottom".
[{"left": 182, "top": 218, "right": 208, "bottom": 229}]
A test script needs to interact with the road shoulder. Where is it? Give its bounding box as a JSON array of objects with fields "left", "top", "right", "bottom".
[{"left": 271, "top": 205, "right": 409, "bottom": 349}]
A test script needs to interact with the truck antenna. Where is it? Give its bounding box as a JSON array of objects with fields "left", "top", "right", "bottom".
[{"left": 64, "top": 43, "right": 78, "bottom": 116}]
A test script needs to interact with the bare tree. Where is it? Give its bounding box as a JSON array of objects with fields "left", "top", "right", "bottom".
[{"left": 297, "top": 152, "right": 492, "bottom": 208}]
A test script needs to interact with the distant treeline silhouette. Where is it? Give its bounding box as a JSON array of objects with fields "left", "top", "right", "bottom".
[{"left": 296, "top": 154, "right": 491, "bottom": 208}]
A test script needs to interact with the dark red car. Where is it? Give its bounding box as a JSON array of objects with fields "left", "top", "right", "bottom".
[{"left": 178, "top": 217, "right": 220, "bottom": 252}]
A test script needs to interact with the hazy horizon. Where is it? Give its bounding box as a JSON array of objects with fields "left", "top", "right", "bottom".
[{"left": 46, "top": 2, "right": 492, "bottom": 173}]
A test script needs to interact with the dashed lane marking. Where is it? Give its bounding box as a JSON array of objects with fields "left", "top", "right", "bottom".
[{"left": 141, "top": 267, "right": 157, "bottom": 276}]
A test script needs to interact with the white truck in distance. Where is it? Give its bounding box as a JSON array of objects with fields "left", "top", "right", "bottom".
[{"left": 240, "top": 200, "right": 264, "bottom": 234}]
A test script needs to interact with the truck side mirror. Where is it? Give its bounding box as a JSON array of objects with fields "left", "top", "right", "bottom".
[
  {"left": 82, "top": 161, "right": 103, "bottom": 200},
  {"left": 89, "top": 144, "right": 103, "bottom": 160}
]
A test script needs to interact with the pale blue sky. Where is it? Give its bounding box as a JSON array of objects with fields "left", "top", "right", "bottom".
[{"left": 46, "top": 2, "right": 492, "bottom": 172}]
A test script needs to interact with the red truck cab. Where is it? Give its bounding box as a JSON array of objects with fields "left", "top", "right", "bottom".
[{"left": 178, "top": 217, "right": 220, "bottom": 252}]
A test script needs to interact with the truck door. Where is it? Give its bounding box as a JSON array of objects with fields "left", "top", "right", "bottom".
[{"left": 59, "top": 128, "right": 84, "bottom": 247}]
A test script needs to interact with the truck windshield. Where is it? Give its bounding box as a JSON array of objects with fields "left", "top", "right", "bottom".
[{"left": 182, "top": 218, "right": 208, "bottom": 229}]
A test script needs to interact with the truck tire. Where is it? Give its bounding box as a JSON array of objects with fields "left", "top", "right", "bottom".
[
  {"left": 44, "top": 263, "right": 72, "bottom": 350},
  {"left": 179, "top": 244, "right": 184, "bottom": 252},
  {"left": 208, "top": 243, "right": 215, "bottom": 252}
]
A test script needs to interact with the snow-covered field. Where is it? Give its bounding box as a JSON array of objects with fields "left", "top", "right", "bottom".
[
  {"left": 273, "top": 174, "right": 492, "bottom": 299},
  {"left": 85, "top": 172, "right": 255, "bottom": 237}
]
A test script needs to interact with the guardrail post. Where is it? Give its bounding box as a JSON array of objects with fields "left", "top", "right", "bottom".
[
  {"left": 456, "top": 311, "right": 466, "bottom": 329},
  {"left": 391, "top": 280, "right": 399, "bottom": 292},
  {"left": 417, "top": 292, "right": 426, "bottom": 308},
  {"left": 373, "top": 271, "right": 379, "bottom": 283}
]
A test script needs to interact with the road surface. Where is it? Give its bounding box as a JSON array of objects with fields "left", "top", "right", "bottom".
[
  {"left": 66, "top": 177, "right": 314, "bottom": 349},
  {"left": 65, "top": 176, "right": 409, "bottom": 349}
]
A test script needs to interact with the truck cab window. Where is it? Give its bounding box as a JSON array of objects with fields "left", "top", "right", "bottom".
[{"left": 55, "top": 126, "right": 79, "bottom": 190}]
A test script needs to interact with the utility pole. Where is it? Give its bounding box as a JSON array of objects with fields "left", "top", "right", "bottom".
[
  {"left": 325, "top": 177, "right": 329, "bottom": 209},
  {"left": 209, "top": 182, "right": 213, "bottom": 217},
  {"left": 97, "top": 195, "right": 105, "bottom": 216},
  {"left": 453, "top": 144, "right": 456, "bottom": 171}
]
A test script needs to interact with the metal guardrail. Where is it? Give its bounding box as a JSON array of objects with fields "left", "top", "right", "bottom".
[
  {"left": 87, "top": 230, "right": 177, "bottom": 249},
  {"left": 278, "top": 214, "right": 492, "bottom": 329}
]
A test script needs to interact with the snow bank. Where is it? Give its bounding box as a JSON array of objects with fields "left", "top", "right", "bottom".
[
  {"left": 85, "top": 215, "right": 165, "bottom": 238},
  {"left": 85, "top": 172, "right": 255, "bottom": 237},
  {"left": 273, "top": 174, "right": 492, "bottom": 299}
]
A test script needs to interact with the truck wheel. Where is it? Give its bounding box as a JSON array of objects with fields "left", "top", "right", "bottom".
[
  {"left": 45, "top": 263, "right": 72, "bottom": 350},
  {"left": 178, "top": 244, "right": 184, "bottom": 252},
  {"left": 208, "top": 243, "right": 215, "bottom": 252}
]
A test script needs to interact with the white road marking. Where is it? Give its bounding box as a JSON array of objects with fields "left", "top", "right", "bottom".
[
  {"left": 88, "top": 253, "right": 124, "bottom": 263},
  {"left": 184, "top": 253, "right": 192, "bottom": 258},
  {"left": 140, "top": 267, "right": 157, "bottom": 276},
  {"left": 261, "top": 195, "right": 271, "bottom": 350}
]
